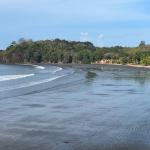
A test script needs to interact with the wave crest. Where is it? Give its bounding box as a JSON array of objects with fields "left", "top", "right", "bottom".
[
  {"left": 52, "top": 67, "right": 63, "bottom": 73},
  {"left": 0, "top": 75, "right": 65, "bottom": 92},
  {"left": 0, "top": 74, "right": 34, "bottom": 82},
  {"left": 32, "top": 65, "right": 45, "bottom": 70}
]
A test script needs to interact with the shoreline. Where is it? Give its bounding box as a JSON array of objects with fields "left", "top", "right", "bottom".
[
  {"left": 51, "top": 63, "right": 150, "bottom": 71},
  {"left": 127, "top": 64, "right": 150, "bottom": 69},
  {"left": 0, "top": 63, "right": 150, "bottom": 70}
]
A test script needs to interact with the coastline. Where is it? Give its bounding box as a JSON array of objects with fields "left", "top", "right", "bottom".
[
  {"left": 0, "top": 62, "right": 150, "bottom": 150},
  {"left": 1, "top": 62, "right": 150, "bottom": 71},
  {"left": 50, "top": 63, "right": 150, "bottom": 71},
  {"left": 127, "top": 64, "right": 150, "bottom": 69}
]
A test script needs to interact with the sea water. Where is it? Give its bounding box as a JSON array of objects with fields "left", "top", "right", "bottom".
[{"left": 0, "top": 64, "right": 150, "bottom": 150}]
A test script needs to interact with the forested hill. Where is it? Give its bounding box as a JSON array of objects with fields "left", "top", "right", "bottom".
[{"left": 0, "top": 39, "right": 150, "bottom": 65}]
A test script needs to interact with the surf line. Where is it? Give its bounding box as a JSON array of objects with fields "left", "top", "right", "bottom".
[
  {"left": 52, "top": 67, "right": 63, "bottom": 73},
  {"left": 32, "top": 65, "right": 45, "bottom": 70},
  {"left": 0, "top": 75, "right": 66, "bottom": 92},
  {"left": 0, "top": 74, "right": 35, "bottom": 82}
]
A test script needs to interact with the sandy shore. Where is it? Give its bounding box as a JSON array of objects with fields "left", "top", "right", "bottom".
[
  {"left": 0, "top": 64, "right": 150, "bottom": 150},
  {"left": 3, "top": 62, "right": 150, "bottom": 71},
  {"left": 127, "top": 64, "right": 150, "bottom": 69},
  {"left": 51, "top": 63, "right": 150, "bottom": 71}
]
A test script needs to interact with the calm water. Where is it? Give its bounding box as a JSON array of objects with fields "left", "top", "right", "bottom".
[{"left": 0, "top": 64, "right": 150, "bottom": 150}]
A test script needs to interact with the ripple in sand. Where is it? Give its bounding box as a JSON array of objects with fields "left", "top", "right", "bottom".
[{"left": 23, "top": 104, "right": 46, "bottom": 108}]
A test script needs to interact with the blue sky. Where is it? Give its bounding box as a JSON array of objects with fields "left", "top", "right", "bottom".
[{"left": 0, "top": 0, "right": 150, "bottom": 49}]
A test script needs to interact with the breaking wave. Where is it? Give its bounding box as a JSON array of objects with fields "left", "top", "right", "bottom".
[
  {"left": 0, "top": 74, "right": 35, "bottom": 82},
  {"left": 52, "top": 67, "right": 63, "bottom": 73},
  {"left": 0, "top": 75, "right": 65, "bottom": 92},
  {"left": 32, "top": 65, "right": 45, "bottom": 70}
]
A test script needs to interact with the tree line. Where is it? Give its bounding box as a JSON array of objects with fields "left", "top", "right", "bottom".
[{"left": 0, "top": 39, "right": 150, "bottom": 65}]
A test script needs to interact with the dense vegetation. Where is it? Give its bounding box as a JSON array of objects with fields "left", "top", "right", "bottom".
[{"left": 0, "top": 39, "right": 150, "bottom": 65}]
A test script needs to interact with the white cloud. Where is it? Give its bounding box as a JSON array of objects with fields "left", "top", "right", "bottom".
[
  {"left": 80, "top": 32, "right": 89, "bottom": 42},
  {"left": 0, "top": 0, "right": 149, "bottom": 48}
]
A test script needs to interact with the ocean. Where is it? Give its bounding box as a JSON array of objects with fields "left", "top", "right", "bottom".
[{"left": 0, "top": 64, "right": 150, "bottom": 150}]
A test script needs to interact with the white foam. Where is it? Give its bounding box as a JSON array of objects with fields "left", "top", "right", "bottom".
[
  {"left": 52, "top": 67, "right": 63, "bottom": 73},
  {"left": 32, "top": 65, "right": 45, "bottom": 70},
  {"left": 0, "top": 75, "right": 65, "bottom": 92},
  {"left": 26, "top": 75, "right": 64, "bottom": 86},
  {"left": 0, "top": 74, "right": 34, "bottom": 82}
]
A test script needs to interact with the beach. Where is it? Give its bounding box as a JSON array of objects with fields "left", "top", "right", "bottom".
[{"left": 0, "top": 64, "right": 150, "bottom": 150}]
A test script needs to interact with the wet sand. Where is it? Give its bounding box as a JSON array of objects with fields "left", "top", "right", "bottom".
[
  {"left": 0, "top": 65, "right": 150, "bottom": 150},
  {"left": 52, "top": 63, "right": 150, "bottom": 71}
]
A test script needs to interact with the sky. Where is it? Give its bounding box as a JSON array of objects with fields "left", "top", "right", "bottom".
[{"left": 0, "top": 0, "right": 150, "bottom": 49}]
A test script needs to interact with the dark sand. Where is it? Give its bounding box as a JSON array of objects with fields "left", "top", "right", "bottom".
[{"left": 0, "top": 64, "right": 150, "bottom": 150}]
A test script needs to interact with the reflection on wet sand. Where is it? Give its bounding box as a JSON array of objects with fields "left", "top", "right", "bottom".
[{"left": 0, "top": 65, "right": 150, "bottom": 150}]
